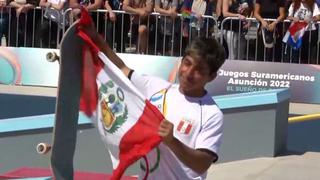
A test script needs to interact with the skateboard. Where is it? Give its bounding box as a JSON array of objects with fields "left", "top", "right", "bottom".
[{"left": 49, "top": 20, "right": 83, "bottom": 179}]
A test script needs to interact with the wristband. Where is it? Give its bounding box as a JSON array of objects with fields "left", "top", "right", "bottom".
[{"left": 128, "top": 69, "right": 134, "bottom": 80}]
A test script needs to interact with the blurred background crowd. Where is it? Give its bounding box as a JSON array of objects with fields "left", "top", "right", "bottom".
[{"left": 1, "top": 0, "right": 320, "bottom": 64}]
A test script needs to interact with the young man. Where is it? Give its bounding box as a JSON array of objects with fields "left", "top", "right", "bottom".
[{"left": 82, "top": 22, "right": 226, "bottom": 179}]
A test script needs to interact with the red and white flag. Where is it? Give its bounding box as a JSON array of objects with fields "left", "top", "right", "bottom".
[
  {"left": 282, "top": 21, "right": 308, "bottom": 49},
  {"left": 77, "top": 9, "right": 164, "bottom": 180}
]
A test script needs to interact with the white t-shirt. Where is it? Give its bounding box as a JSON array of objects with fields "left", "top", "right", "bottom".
[
  {"left": 288, "top": 3, "right": 320, "bottom": 30},
  {"left": 48, "top": 0, "right": 65, "bottom": 5},
  {"left": 131, "top": 72, "right": 223, "bottom": 180}
]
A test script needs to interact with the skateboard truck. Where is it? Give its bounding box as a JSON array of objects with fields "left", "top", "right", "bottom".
[
  {"left": 36, "top": 142, "right": 52, "bottom": 154},
  {"left": 46, "top": 52, "right": 60, "bottom": 63}
]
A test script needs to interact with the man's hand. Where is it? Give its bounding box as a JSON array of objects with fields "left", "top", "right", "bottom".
[
  {"left": 292, "top": 17, "right": 299, "bottom": 23},
  {"left": 158, "top": 119, "right": 175, "bottom": 146},
  {"left": 195, "top": 13, "right": 203, "bottom": 21},
  {"left": 137, "top": 9, "right": 148, "bottom": 18},
  {"left": 169, "top": 9, "right": 177, "bottom": 19},
  {"left": 110, "top": 12, "right": 116, "bottom": 22},
  {"left": 16, "top": 6, "right": 24, "bottom": 17},
  {"left": 237, "top": 14, "right": 245, "bottom": 20},
  {"left": 312, "top": 16, "right": 319, "bottom": 22},
  {"left": 261, "top": 19, "right": 268, "bottom": 29},
  {"left": 46, "top": 2, "right": 51, "bottom": 8},
  {"left": 106, "top": 11, "right": 116, "bottom": 22},
  {"left": 268, "top": 21, "right": 277, "bottom": 32},
  {"left": 158, "top": 119, "right": 217, "bottom": 175}
]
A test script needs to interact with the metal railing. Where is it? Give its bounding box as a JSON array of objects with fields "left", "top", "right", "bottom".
[
  {"left": 220, "top": 17, "right": 320, "bottom": 64},
  {"left": 1, "top": 6, "right": 320, "bottom": 64}
]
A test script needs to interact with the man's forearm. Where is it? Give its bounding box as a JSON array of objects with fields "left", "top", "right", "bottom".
[
  {"left": 86, "top": 3, "right": 101, "bottom": 10},
  {"left": 144, "top": 4, "right": 153, "bottom": 14},
  {"left": 9, "top": 1, "right": 23, "bottom": 8},
  {"left": 167, "top": 137, "right": 215, "bottom": 175},
  {"left": 123, "top": 5, "right": 140, "bottom": 14}
]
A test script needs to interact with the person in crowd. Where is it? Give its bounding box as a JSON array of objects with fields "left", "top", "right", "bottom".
[
  {"left": 70, "top": 0, "right": 104, "bottom": 34},
  {"left": 104, "top": 0, "right": 130, "bottom": 52},
  {"left": 222, "top": 0, "right": 252, "bottom": 60},
  {"left": 36, "top": 0, "right": 67, "bottom": 48},
  {"left": 215, "top": 0, "right": 222, "bottom": 16},
  {"left": 214, "top": 0, "right": 230, "bottom": 58},
  {"left": 286, "top": 0, "right": 320, "bottom": 64},
  {"left": 180, "top": 0, "right": 215, "bottom": 51},
  {"left": 0, "top": 0, "right": 9, "bottom": 46},
  {"left": 254, "top": 0, "right": 286, "bottom": 62},
  {"left": 122, "top": 0, "right": 154, "bottom": 54},
  {"left": 154, "top": 0, "right": 178, "bottom": 55},
  {"left": 80, "top": 19, "right": 226, "bottom": 179},
  {"left": 70, "top": 0, "right": 103, "bottom": 10},
  {"left": 9, "top": 0, "right": 40, "bottom": 47}
]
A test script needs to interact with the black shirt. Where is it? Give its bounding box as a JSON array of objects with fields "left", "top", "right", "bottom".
[{"left": 255, "top": 0, "right": 285, "bottom": 18}]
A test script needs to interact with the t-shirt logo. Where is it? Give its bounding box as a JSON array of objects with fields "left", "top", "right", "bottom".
[{"left": 177, "top": 118, "right": 193, "bottom": 134}]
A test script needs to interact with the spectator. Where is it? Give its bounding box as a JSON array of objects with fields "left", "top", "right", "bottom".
[
  {"left": 154, "top": 0, "right": 178, "bottom": 55},
  {"left": 36, "top": 0, "right": 67, "bottom": 48},
  {"left": 215, "top": 0, "right": 222, "bottom": 17},
  {"left": 104, "top": 0, "right": 130, "bottom": 52},
  {"left": 0, "top": 0, "right": 9, "bottom": 45},
  {"left": 181, "top": 0, "right": 215, "bottom": 50},
  {"left": 70, "top": 0, "right": 104, "bottom": 34},
  {"left": 9, "top": 0, "right": 40, "bottom": 47},
  {"left": 70, "top": 0, "right": 103, "bottom": 10},
  {"left": 254, "top": 0, "right": 286, "bottom": 62},
  {"left": 122, "top": 0, "right": 154, "bottom": 54},
  {"left": 215, "top": 0, "right": 230, "bottom": 58},
  {"left": 286, "top": 0, "right": 320, "bottom": 64},
  {"left": 222, "top": 0, "right": 252, "bottom": 59}
]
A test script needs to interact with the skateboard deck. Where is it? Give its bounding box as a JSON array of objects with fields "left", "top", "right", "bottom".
[{"left": 50, "top": 21, "right": 83, "bottom": 180}]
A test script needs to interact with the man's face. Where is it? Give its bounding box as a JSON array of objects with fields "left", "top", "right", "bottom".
[{"left": 178, "top": 55, "right": 216, "bottom": 97}]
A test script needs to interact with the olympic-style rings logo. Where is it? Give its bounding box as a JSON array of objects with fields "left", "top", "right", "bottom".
[{"left": 0, "top": 47, "right": 22, "bottom": 85}]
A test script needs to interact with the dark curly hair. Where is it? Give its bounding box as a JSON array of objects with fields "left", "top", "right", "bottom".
[{"left": 183, "top": 37, "right": 227, "bottom": 75}]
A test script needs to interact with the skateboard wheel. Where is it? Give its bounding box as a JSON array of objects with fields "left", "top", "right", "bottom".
[
  {"left": 36, "top": 143, "right": 52, "bottom": 154},
  {"left": 46, "top": 52, "right": 60, "bottom": 62}
]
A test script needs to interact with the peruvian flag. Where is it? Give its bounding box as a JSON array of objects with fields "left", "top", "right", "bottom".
[
  {"left": 282, "top": 21, "right": 308, "bottom": 49},
  {"left": 177, "top": 119, "right": 192, "bottom": 134},
  {"left": 77, "top": 9, "right": 164, "bottom": 180}
]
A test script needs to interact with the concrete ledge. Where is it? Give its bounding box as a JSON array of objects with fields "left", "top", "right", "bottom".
[
  {"left": 208, "top": 152, "right": 320, "bottom": 180},
  {"left": 215, "top": 88, "right": 290, "bottom": 110}
]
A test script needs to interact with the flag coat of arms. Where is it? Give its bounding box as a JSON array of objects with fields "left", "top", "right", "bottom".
[
  {"left": 282, "top": 21, "right": 308, "bottom": 49},
  {"left": 77, "top": 9, "right": 164, "bottom": 180}
]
